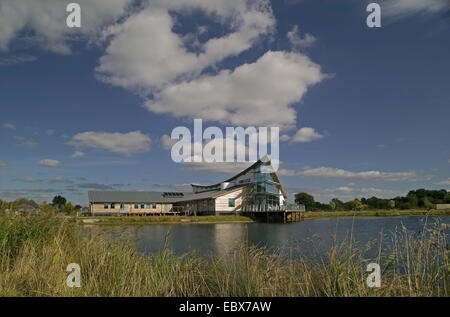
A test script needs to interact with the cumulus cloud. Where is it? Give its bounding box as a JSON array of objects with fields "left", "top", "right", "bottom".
[
  {"left": 0, "top": 159, "right": 6, "bottom": 167},
  {"left": 280, "top": 134, "right": 291, "bottom": 142},
  {"left": 161, "top": 134, "right": 178, "bottom": 150},
  {"left": 291, "top": 127, "right": 324, "bottom": 143},
  {"left": 72, "top": 151, "right": 84, "bottom": 158},
  {"left": 298, "top": 167, "right": 423, "bottom": 182},
  {"left": 436, "top": 178, "right": 450, "bottom": 186},
  {"left": 95, "top": 0, "right": 327, "bottom": 127},
  {"left": 46, "top": 129, "right": 55, "bottom": 136},
  {"left": 38, "top": 159, "right": 62, "bottom": 168},
  {"left": 2, "top": 122, "right": 15, "bottom": 129},
  {"left": 96, "top": 0, "right": 275, "bottom": 92},
  {"left": 384, "top": 0, "right": 450, "bottom": 19},
  {"left": 68, "top": 131, "right": 151, "bottom": 156},
  {"left": 0, "top": 0, "right": 133, "bottom": 53},
  {"left": 145, "top": 51, "right": 326, "bottom": 127},
  {"left": 287, "top": 25, "right": 316, "bottom": 49},
  {"left": 279, "top": 166, "right": 428, "bottom": 182}
]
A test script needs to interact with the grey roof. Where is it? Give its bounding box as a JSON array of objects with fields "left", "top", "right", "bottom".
[{"left": 88, "top": 185, "right": 248, "bottom": 204}]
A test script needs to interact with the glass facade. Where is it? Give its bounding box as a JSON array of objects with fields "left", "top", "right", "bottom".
[{"left": 252, "top": 163, "right": 281, "bottom": 208}]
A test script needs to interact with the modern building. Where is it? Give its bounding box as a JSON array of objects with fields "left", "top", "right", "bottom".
[{"left": 88, "top": 156, "right": 287, "bottom": 216}]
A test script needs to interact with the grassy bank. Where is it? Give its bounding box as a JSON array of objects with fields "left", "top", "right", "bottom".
[
  {"left": 0, "top": 213, "right": 448, "bottom": 296},
  {"left": 79, "top": 210, "right": 450, "bottom": 226},
  {"left": 80, "top": 215, "right": 255, "bottom": 225},
  {"left": 303, "top": 209, "right": 450, "bottom": 219}
]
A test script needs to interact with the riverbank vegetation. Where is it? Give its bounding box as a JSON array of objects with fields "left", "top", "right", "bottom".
[
  {"left": 295, "top": 189, "right": 450, "bottom": 211},
  {"left": 303, "top": 209, "right": 450, "bottom": 219},
  {"left": 81, "top": 215, "right": 255, "bottom": 225},
  {"left": 0, "top": 213, "right": 448, "bottom": 296}
]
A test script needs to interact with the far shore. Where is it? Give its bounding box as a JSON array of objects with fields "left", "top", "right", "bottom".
[
  {"left": 79, "top": 209, "right": 450, "bottom": 225},
  {"left": 303, "top": 209, "right": 450, "bottom": 219}
]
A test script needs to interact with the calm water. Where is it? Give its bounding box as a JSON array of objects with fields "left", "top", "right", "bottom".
[{"left": 85, "top": 216, "right": 449, "bottom": 258}]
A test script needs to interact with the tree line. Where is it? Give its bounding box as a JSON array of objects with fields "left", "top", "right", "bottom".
[
  {"left": 295, "top": 189, "right": 450, "bottom": 211},
  {"left": 0, "top": 195, "right": 82, "bottom": 215}
]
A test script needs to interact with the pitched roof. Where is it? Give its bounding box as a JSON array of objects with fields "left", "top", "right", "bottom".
[{"left": 88, "top": 185, "right": 249, "bottom": 203}]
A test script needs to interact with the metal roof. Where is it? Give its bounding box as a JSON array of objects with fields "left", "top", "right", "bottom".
[{"left": 88, "top": 185, "right": 248, "bottom": 203}]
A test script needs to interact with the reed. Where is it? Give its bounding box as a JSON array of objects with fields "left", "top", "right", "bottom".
[{"left": 0, "top": 214, "right": 448, "bottom": 296}]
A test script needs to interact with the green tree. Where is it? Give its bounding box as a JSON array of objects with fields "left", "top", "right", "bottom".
[
  {"left": 388, "top": 200, "right": 395, "bottom": 209},
  {"left": 52, "top": 195, "right": 67, "bottom": 209},
  {"left": 345, "top": 199, "right": 364, "bottom": 211},
  {"left": 294, "top": 192, "right": 315, "bottom": 211},
  {"left": 330, "top": 198, "right": 344, "bottom": 211},
  {"left": 63, "top": 202, "right": 75, "bottom": 215}
]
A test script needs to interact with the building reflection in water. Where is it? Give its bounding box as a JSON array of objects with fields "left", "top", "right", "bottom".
[{"left": 212, "top": 224, "right": 248, "bottom": 258}]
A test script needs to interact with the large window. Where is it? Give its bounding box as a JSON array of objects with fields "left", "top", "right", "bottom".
[
  {"left": 228, "top": 198, "right": 235, "bottom": 207},
  {"left": 104, "top": 203, "right": 109, "bottom": 209}
]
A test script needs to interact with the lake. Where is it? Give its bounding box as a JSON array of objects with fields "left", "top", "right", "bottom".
[{"left": 86, "top": 216, "right": 449, "bottom": 259}]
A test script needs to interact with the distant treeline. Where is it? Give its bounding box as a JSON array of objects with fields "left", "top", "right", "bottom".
[
  {"left": 0, "top": 195, "right": 81, "bottom": 215},
  {"left": 295, "top": 189, "right": 450, "bottom": 211}
]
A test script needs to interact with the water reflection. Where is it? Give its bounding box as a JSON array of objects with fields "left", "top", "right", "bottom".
[{"left": 84, "top": 216, "right": 449, "bottom": 258}]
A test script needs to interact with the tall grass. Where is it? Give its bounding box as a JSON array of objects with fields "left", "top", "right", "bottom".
[{"left": 0, "top": 214, "right": 448, "bottom": 296}]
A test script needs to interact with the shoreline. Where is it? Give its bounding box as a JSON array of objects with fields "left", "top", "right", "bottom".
[{"left": 79, "top": 210, "right": 450, "bottom": 225}]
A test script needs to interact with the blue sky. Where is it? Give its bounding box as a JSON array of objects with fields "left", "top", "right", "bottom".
[{"left": 0, "top": 0, "right": 449, "bottom": 205}]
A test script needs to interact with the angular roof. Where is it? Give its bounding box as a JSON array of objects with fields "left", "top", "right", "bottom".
[
  {"left": 190, "top": 156, "right": 287, "bottom": 198},
  {"left": 88, "top": 185, "right": 249, "bottom": 203}
]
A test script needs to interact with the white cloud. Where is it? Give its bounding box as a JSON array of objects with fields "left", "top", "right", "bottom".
[
  {"left": 280, "top": 134, "right": 291, "bottom": 142},
  {"left": 287, "top": 25, "right": 316, "bottom": 49},
  {"left": 72, "top": 151, "right": 84, "bottom": 158},
  {"left": 2, "top": 122, "right": 15, "bottom": 129},
  {"left": 96, "top": 1, "right": 327, "bottom": 127},
  {"left": 298, "top": 167, "right": 423, "bottom": 182},
  {"left": 96, "top": 0, "right": 275, "bottom": 92},
  {"left": 145, "top": 51, "right": 326, "bottom": 127},
  {"left": 0, "top": 159, "right": 6, "bottom": 167},
  {"left": 161, "top": 134, "right": 178, "bottom": 150},
  {"left": 278, "top": 168, "right": 298, "bottom": 176},
  {"left": 38, "top": 159, "right": 62, "bottom": 168},
  {"left": 0, "top": 54, "right": 36, "bottom": 66},
  {"left": 0, "top": 0, "right": 133, "bottom": 53},
  {"left": 50, "top": 177, "right": 71, "bottom": 183},
  {"left": 279, "top": 166, "right": 429, "bottom": 182},
  {"left": 46, "top": 129, "right": 55, "bottom": 136},
  {"left": 291, "top": 127, "right": 324, "bottom": 143},
  {"left": 384, "top": 0, "right": 450, "bottom": 19},
  {"left": 13, "top": 135, "right": 39, "bottom": 148},
  {"left": 436, "top": 178, "right": 450, "bottom": 186},
  {"left": 69, "top": 131, "right": 151, "bottom": 156}
]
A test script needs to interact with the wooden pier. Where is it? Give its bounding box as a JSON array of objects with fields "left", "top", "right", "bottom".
[{"left": 241, "top": 210, "right": 305, "bottom": 223}]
